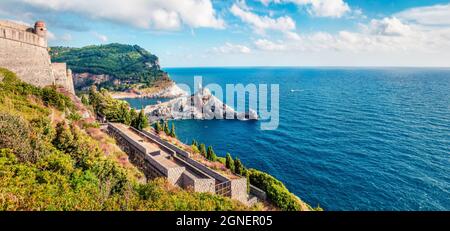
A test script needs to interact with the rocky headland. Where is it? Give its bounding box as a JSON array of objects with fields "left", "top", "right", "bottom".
[{"left": 144, "top": 87, "right": 258, "bottom": 122}]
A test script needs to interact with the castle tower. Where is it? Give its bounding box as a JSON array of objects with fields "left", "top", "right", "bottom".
[{"left": 34, "top": 21, "right": 47, "bottom": 38}]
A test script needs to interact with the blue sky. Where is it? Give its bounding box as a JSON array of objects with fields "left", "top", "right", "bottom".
[{"left": 1, "top": 0, "right": 450, "bottom": 67}]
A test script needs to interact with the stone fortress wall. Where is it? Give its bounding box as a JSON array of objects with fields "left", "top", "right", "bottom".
[
  {"left": 0, "top": 20, "right": 75, "bottom": 94},
  {"left": 52, "top": 63, "right": 75, "bottom": 93}
]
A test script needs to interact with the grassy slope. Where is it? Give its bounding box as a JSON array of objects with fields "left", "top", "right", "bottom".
[{"left": 0, "top": 68, "right": 257, "bottom": 211}]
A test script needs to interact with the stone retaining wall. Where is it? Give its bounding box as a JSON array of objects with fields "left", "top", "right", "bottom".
[
  {"left": 230, "top": 178, "right": 249, "bottom": 204},
  {"left": 250, "top": 185, "right": 267, "bottom": 201}
]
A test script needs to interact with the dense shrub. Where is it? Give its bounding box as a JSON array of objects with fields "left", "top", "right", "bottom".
[
  {"left": 199, "top": 144, "right": 207, "bottom": 157},
  {"left": 87, "top": 86, "right": 149, "bottom": 130},
  {"left": 41, "top": 86, "right": 74, "bottom": 111},
  {"left": 234, "top": 157, "right": 244, "bottom": 175},
  {"left": 0, "top": 68, "right": 74, "bottom": 113},
  {"left": 92, "top": 159, "right": 129, "bottom": 195},
  {"left": 206, "top": 146, "right": 217, "bottom": 161},
  {"left": 247, "top": 169, "right": 313, "bottom": 211},
  {"left": 225, "top": 153, "right": 235, "bottom": 172},
  {"left": 0, "top": 112, "right": 33, "bottom": 162}
]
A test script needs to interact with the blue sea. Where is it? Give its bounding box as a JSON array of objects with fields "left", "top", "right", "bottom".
[{"left": 124, "top": 67, "right": 450, "bottom": 211}]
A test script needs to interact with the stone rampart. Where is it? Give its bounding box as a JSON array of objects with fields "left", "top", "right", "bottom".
[
  {"left": 0, "top": 20, "right": 74, "bottom": 94},
  {"left": 52, "top": 63, "right": 75, "bottom": 93}
]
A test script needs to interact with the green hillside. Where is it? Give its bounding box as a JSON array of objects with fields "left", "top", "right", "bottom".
[{"left": 50, "top": 44, "right": 170, "bottom": 91}]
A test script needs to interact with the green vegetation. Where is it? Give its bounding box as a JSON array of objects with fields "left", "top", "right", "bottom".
[
  {"left": 234, "top": 157, "right": 244, "bottom": 175},
  {"left": 131, "top": 110, "right": 148, "bottom": 131},
  {"left": 50, "top": 44, "right": 170, "bottom": 91},
  {"left": 153, "top": 120, "right": 162, "bottom": 133},
  {"left": 163, "top": 121, "right": 170, "bottom": 134},
  {"left": 206, "top": 146, "right": 217, "bottom": 162},
  {"left": 169, "top": 122, "right": 177, "bottom": 138},
  {"left": 199, "top": 143, "right": 207, "bottom": 157},
  {"left": 0, "top": 68, "right": 251, "bottom": 211},
  {"left": 247, "top": 169, "right": 321, "bottom": 211},
  {"left": 0, "top": 68, "right": 74, "bottom": 121},
  {"left": 86, "top": 86, "right": 148, "bottom": 130},
  {"left": 225, "top": 153, "right": 235, "bottom": 172},
  {"left": 152, "top": 120, "right": 177, "bottom": 138},
  {"left": 81, "top": 94, "right": 89, "bottom": 105}
]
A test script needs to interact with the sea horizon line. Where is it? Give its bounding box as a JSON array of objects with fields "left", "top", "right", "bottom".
[{"left": 164, "top": 65, "right": 450, "bottom": 69}]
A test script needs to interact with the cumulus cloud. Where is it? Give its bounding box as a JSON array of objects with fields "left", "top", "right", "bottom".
[
  {"left": 254, "top": 39, "right": 286, "bottom": 51},
  {"left": 19, "top": 0, "right": 224, "bottom": 30},
  {"left": 230, "top": 3, "right": 296, "bottom": 34},
  {"left": 212, "top": 42, "right": 251, "bottom": 54},
  {"left": 368, "top": 17, "right": 412, "bottom": 36},
  {"left": 395, "top": 3, "right": 450, "bottom": 26},
  {"left": 253, "top": 15, "right": 450, "bottom": 54},
  {"left": 259, "top": 0, "right": 351, "bottom": 18}
]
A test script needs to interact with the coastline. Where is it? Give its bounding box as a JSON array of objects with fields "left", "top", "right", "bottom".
[{"left": 110, "top": 82, "right": 187, "bottom": 99}]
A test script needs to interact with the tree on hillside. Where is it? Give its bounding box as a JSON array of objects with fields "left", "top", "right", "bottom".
[
  {"left": 199, "top": 144, "right": 207, "bottom": 157},
  {"left": 130, "top": 108, "right": 137, "bottom": 122},
  {"left": 88, "top": 86, "right": 100, "bottom": 110},
  {"left": 130, "top": 109, "right": 137, "bottom": 128},
  {"left": 206, "top": 146, "right": 217, "bottom": 161},
  {"left": 169, "top": 122, "right": 176, "bottom": 138},
  {"left": 163, "top": 121, "right": 170, "bottom": 134},
  {"left": 132, "top": 110, "right": 148, "bottom": 130},
  {"left": 140, "top": 110, "right": 149, "bottom": 129},
  {"left": 153, "top": 120, "right": 162, "bottom": 133},
  {"left": 225, "top": 153, "right": 234, "bottom": 171},
  {"left": 119, "top": 103, "right": 131, "bottom": 125},
  {"left": 81, "top": 95, "right": 89, "bottom": 105},
  {"left": 234, "top": 157, "right": 244, "bottom": 175}
]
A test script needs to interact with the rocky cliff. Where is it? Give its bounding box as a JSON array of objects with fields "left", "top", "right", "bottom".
[{"left": 144, "top": 87, "right": 258, "bottom": 122}]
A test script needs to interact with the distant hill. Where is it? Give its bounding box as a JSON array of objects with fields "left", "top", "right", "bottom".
[{"left": 50, "top": 43, "right": 170, "bottom": 91}]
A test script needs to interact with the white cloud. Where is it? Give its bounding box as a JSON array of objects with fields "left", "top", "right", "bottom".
[
  {"left": 368, "top": 17, "right": 412, "bottom": 36},
  {"left": 19, "top": 0, "right": 224, "bottom": 30},
  {"left": 213, "top": 42, "right": 251, "bottom": 54},
  {"left": 92, "top": 31, "right": 108, "bottom": 42},
  {"left": 254, "top": 39, "right": 286, "bottom": 51},
  {"left": 259, "top": 0, "right": 351, "bottom": 18},
  {"left": 304, "top": 0, "right": 350, "bottom": 18},
  {"left": 253, "top": 15, "right": 450, "bottom": 55},
  {"left": 395, "top": 4, "right": 450, "bottom": 26},
  {"left": 230, "top": 3, "right": 295, "bottom": 34}
]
